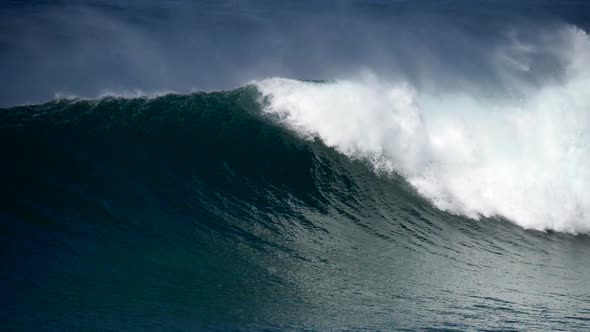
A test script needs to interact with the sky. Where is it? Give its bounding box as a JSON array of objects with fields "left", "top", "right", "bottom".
[{"left": 1, "top": 0, "right": 589, "bottom": 106}]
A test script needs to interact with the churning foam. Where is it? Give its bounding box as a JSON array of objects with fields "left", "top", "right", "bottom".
[{"left": 256, "top": 26, "right": 590, "bottom": 233}]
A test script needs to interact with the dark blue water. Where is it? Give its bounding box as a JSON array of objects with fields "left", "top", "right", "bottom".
[{"left": 1, "top": 1, "right": 590, "bottom": 331}]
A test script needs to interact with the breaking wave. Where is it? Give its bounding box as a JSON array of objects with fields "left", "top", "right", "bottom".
[{"left": 256, "top": 26, "right": 590, "bottom": 233}]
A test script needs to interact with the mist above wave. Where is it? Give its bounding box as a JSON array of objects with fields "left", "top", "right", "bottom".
[{"left": 2, "top": 0, "right": 587, "bottom": 106}]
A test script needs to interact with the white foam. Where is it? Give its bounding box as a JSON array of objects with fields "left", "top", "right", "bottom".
[{"left": 255, "top": 26, "right": 590, "bottom": 233}]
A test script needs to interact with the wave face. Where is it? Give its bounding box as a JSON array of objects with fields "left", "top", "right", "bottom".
[{"left": 2, "top": 83, "right": 590, "bottom": 330}]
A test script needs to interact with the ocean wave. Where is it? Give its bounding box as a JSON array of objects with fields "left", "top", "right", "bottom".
[{"left": 2, "top": 49, "right": 590, "bottom": 331}]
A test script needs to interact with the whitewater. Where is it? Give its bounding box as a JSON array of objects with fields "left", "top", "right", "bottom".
[{"left": 256, "top": 26, "right": 590, "bottom": 233}]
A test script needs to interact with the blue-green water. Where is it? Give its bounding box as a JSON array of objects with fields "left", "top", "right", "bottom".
[
  {"left": 2, "top": 88, "right": 590, "bottom": 330},
  {"left": 2, "top": 1, "right": 590, "bottom": 330}
]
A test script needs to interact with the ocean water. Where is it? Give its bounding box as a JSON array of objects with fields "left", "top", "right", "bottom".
[{"left": 1, "top": 1, "right": 590, "bottom": 331}]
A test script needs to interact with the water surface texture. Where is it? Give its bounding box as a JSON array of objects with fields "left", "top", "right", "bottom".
[{"left": 1, "top": 1, "right": 590, "bottom": 330}]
